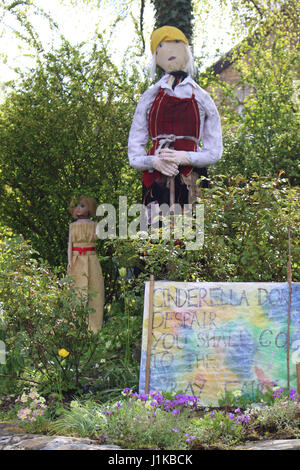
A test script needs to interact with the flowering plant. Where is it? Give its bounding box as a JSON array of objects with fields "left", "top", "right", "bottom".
[
  {"left": 98, "top": 388, "right": 201, "bottom": 448},
  {"left": 15, "top": 389, "right": 48, "bottom": 425},
  {"left": 119, "top": 388, "right": 200, "bottom": 419},
  {"left": 189, "top": 409, "right": 247, "bottom": 447}
]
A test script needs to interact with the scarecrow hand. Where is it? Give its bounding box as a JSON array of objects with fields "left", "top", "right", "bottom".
[
  {"left": 153, "top": 155, "right": 179, "bottom": 177},
  {"left": 158, "top": 149, "right": 191, "bottom": 166}
]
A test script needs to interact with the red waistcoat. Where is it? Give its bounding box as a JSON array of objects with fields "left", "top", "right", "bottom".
[{"left": 142, "top": 88, "right": 201, "bottom": 188}]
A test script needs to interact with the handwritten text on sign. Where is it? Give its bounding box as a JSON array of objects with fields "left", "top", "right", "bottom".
[{"left": 139, "top": 282, "right": 300, "bottom": 405}]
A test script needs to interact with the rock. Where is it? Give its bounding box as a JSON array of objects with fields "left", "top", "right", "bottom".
[
  {"left": 0, "top": 422, "right": 121, "bottom": 450},
  {"left": 235, "top": 439, "right": 300, "bottom": 450},
  {"left": 4, "top": 435, "right": 121, "bottom": 450},
  {"left": 0, "top": 422, "right": 24, "bottom": 436}
]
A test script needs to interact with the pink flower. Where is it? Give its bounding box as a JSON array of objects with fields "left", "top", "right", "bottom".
[{"left": 18, "top": 408, "right": 31, "bottom": 421}]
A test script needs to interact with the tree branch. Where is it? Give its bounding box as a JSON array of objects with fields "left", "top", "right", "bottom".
[
  {"left": 6, "top": 1, "right": 31, "bottom": 11},
  {"left": 247, "top": 0, "right": 264, "bottom": 18},
  {"left": 139, "top": 0, "right": 145, "bottom": 53},
  {"left": 0, "top": 373, "right": 41, "bottom": 385}
]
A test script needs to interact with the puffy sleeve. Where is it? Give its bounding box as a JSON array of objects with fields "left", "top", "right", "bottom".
[
  {"left": 128, "top": 88, "right": 157, "bottom": 171},
  {"left": 188, "top": 87, "right": 223, "bottom": 168}
]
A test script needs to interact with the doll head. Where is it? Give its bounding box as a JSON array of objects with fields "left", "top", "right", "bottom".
[
  {"left": 69, "top": 196, "right": 97, "bottom": 219},
  {"left": 149, "top": 25, "right": 195, "bottom": 79}
]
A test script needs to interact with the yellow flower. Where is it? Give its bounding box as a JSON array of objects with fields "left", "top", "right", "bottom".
[
  {"left": 58, "top": 348, "right": 70, "bottom": 358},
  {"left": 70, "top": 401, "right": 79, "bottom": 408}
]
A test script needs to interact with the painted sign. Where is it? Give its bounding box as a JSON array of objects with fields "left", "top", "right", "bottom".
[{"left": 139, "top": 282, "right": 300, "bottom": 405}]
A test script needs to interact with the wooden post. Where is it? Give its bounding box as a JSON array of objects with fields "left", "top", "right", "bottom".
[
  {"left": 296, "top": 363, "right": 300, "bottom": 395},
  {"left": 169, "top": 176, "right": 175, "bottom": 208},
  {"left": 169, "top": 176, "right": 175, "bottom": 237},
  {"left": 287, "top": 226, "right": 292, "bottom": 391},
  {"left": 169, "top": 176, "right": 175, "bottom": 224},
  {"left": 145, "top": 274, "right": 155, "bottom": 395}
]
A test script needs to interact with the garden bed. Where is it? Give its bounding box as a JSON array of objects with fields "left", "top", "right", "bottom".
[{"left": 1, "top": 386, "right": 300, "bottom": 450}]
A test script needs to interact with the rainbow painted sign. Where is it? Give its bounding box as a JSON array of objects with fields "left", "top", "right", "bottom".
[{"left": 139, "top": 282, "right": 300, "bottom": 405}]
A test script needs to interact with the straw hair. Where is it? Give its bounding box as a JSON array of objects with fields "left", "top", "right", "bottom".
[{"left": 149, "top": 44, "right": 196, "bottom": 80}]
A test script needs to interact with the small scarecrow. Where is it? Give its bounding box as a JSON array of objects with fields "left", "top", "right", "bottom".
[
  {"left": 67, "top": 196, "right": 104, "bottom": 333},
  {"left": 128, "top": 25, "right": 223, "bottom": 211}
]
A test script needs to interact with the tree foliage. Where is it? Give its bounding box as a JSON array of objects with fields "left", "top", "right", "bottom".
[
  {"left": 0, "top": 0, "right": 58, "bottom": 53},
  {"left": 199, "top": 0, "right": 300, "bottom": 184},
  {"left": 110, "top": 174, "right": 299, "bottom": 284},
  {"left": 0, "top": 38, "right": 147, "bottom": 267},
  {"left": 0, "top": 0, "right": 299, "bottom": 266},
  {"left": 150, "top": 0, "right": 194, "bottom": 43}
]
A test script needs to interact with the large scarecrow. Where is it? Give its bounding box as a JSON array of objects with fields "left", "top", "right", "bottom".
[{"left": 128, "top": 26, "right": 223, "bottom": 210}]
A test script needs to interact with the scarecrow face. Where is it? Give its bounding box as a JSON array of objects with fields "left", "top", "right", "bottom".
[
  {"left": 74, "top": 200, "right": 89, "bottom": 218},
  {"left": 156, "top": 40, "right": 188, "bottom": 73}
]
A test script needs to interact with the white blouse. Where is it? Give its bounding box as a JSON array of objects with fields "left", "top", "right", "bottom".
[{"left": 128, "top": 74, "right": 223, "bottom": 171}]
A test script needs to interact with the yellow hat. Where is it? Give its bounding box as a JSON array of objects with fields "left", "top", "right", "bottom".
[{"left": 150, "top": 26, "right": 189, "bottom": 55}]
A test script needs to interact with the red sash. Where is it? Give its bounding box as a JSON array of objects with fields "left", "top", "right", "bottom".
[
  {"left": 142, "top": 88, "right": 200, "bottom": 188},
  {"left": 72, "top": 247, "right": 96, "bottom": 255}
]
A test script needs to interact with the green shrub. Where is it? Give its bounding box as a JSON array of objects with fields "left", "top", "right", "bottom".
[
  {"left": 107, "top": 174, "right": 299, "bottom": 285},
  {"left": 0, "top": 38, "right": 145, "bottom": 267},
  {"left": 0, "top": 235, "right": 106, "bottom": 394},
  {"left": 190, "top": 410, "right": 245, "bottom": 448},
  {"left": 255, "top": 399, "right": 300, "bottom": 433},
  {"left": 0, "top": 232, "right": 143, "bottom": 397}
]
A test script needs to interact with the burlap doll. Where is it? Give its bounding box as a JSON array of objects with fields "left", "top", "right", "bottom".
[{"left": 68, "top": 196, "right": 104, "bottom": 332}]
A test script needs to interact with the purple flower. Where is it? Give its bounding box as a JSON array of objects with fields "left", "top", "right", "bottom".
[
  {"left": 235, "top": 414, "right": 251, "bottom": 424},
  {"left": 138, "top": 393, "right": 148, "bottom": 402},
  {"left": 185, "top": 434, "right": 196, "bottom": 443},
  {"left": 171, "top": 409, "right": 180, "bottom": 415},
  {"left": 273, "top": 387, "right": 284, "bottom": 398},
  {"left": 172, "top": 428, "right": 178, "bottom": 433},
  {"left": 228, "top": 413, "right": 235, "bottom": 420}
]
